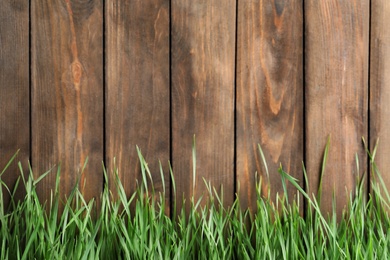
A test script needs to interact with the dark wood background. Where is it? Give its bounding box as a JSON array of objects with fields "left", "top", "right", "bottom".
[{"left": 0, "top": 0, "right": 385, "bottom": 215}]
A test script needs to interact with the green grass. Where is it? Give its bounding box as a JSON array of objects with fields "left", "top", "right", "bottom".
[{"left": 0, "top": 140, "right": 390, "bottom": 259}]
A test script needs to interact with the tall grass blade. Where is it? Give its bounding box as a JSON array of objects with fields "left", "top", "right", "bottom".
[
  {"left": 258, "top": 144, "right": 270, "bottom": 183},
  {"left": 0, "top": 150, "right": 19, "bottom": 177},
  {"left": 318, "top": 135, "right": 330, "bottom": 203},
  {"left": 192, "top": 135, "right": 197, "bottom": 197}
]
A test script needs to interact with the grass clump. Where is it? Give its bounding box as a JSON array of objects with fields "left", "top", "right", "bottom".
[{"left": 0, "top": 141, "right": 390, "bottom": 259}]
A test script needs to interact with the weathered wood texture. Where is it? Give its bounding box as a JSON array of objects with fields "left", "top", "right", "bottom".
[
  {"left": 1, "top": 1, "right": 387, "bottom": 216},
  {"left": 237, "top": 0, "right": 304, "bottom": 211},
  {"left": 305, "top": 1, "right": 369, "bottom": 215},
  {"left": 171, "top": 0, "right": 236, "bottom": 209},
  {"left": 105, "top": 0, "right": 170, "bottom": 199},
  {"left": 31, "top": 0, "right": 104, "bottom": 203},
  {"left": 370, "top": 1, "right": 390, "bottom": 192},
  {"left": 0, "top": 1, "right": 30, "bottom": 205}
]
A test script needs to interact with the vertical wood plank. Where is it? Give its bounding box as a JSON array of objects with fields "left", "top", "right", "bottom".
[
  {"left": 370, "top": 1, "right": 390, "bottom": 193},
  {"left": 171, "top": 0, "right": 236, "bottom": 210},
  {"left": 236, "top": 0, "right": 304, "bottom": 211},
  {"left": 305, "top": 1, "right": 369, "bottom": 214},
  {"left": 106, "top": 1, "right": 170, "bottom": 201},
  {"left": 0, "top": 0, "right": 29, "bottom": 205},
  {"left": 32, "top": 0, "right": 104, "bottom": 203}
]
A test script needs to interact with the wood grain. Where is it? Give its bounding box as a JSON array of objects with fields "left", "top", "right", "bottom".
[
  {"left": 31, "top": 0, "right": 104, "bottom": 204},
  {"left": 0, "top": 0, "right": 29, "bottom": 206},
  {"left": 370, "top": 1, "right": 390, "bottom": 194},
  {"left": 305, "top": 1, "right": 369, "bottom": 215},
  {"left": 236, "top": 0, "right": 304, "bottom": 212},
  {"left": 171, "top": 0, "right": 236, "bottom": 210},
  {"left": 106, "top": 0, "right": 170, "bottom": 201}
]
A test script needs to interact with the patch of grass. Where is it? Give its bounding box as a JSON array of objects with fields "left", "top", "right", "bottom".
[{"left": 0, "top": 140, "right": 389, "bottom": 259}]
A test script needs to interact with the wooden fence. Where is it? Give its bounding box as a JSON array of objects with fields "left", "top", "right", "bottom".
[{"left": 0, "top": 0, "right": 388, "bottom": 215}]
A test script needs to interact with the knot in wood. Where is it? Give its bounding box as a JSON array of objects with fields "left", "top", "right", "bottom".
[{"left": 71, "top": 61, "right": 82, "bottom": 85}]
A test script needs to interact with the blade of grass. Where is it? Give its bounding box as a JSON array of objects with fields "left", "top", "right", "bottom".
[
  {"left": 317, "top": 135, "right": 330, "bottom": 203},
  {"left": 192, "top": 135, "right": 196, "bottom": 197},
  {"left": 258, "top": 144, "right": 270, "bottom": 183}
]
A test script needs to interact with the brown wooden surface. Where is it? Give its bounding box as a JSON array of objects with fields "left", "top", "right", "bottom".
[
  {"left": 0, "top": 1, "right": 30, "bottom": 206},
  {"left": 370, "top": 1, "right": 390, "bottom": 193},
  {"left": 171, "top": 0, "right": 236, "bottom": 210},
  {"left": 2, "top": 1, "right": 387, "bottom": 215},
  {"left": 236, "top": 0, "right": 304, "bottom": 211},
  {"left": 105, "top": 0, "right": 170, "bottom": 200},
  {"left": 31, "top": 0, "right": 104, "bottom": 203},
  {"left": 305, "top": 1, "right": 369, "bottom": 215}
]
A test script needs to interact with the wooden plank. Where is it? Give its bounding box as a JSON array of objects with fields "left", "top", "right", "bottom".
[
  {"left": 106, "top": 1, "right": 170, "bottom": 202},
  {"left": 305, "top": 1, "right": 369, "bottom": 215},
  {"left": 370, "top": 1, "right": 390, "bottom": 194},
  {"left": 0, "top": 1, "right": 30, "bottom": 206},
  {"left": 236, "top": 0, "right": 304, "bottom": 212},
  {"left": 171, "top": 0, "right": 236, "bottom": 210},
  {"left": 31, "top": 0, "right": 104, "bottom": 204}
]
